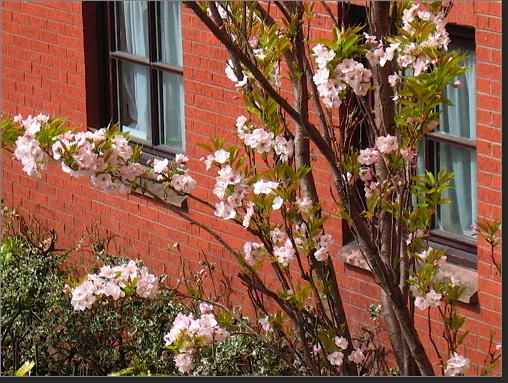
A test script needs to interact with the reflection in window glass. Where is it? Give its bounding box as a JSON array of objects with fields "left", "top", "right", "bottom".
[
  {"left": 159, "top": 1, "right": 183, "bottom": 67},
  {"left": 118, "top": 61, "right": 151, "bottom": 141},
  {"left": 434, "top": 144, "right": 477, "bottom": 237},
  {"left": 116, "top": 1, "right": 149, "bottom": 58},
  {"left": 160, "top": 72, "right": 185, "bottom": 150}
]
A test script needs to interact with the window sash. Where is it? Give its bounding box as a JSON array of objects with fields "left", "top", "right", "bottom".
[
  {"left": 110, "top": 1, "right": 184, "bottom": 153},
  {"left": 422, "top": 41, "right": 477, "bottom": 251}
]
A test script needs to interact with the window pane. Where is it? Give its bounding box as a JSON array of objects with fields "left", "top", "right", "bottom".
[
  {"left": 439, "top": 47, "right": 476, "bottom": 140},
  {"left": 158, "top": 1, "right": 183, "bottom": 67},
  {"left": 435, "top": 143, "right": 477, "bottom": 237},
  {"left": 160, "top": 71, "right": 185, "bottom": 150},
  {"left": 117, "top": 60, "right": 151, "bottom": 141},
  {"left": 116, "top": 1, "right": 149, "bottom": 57}
]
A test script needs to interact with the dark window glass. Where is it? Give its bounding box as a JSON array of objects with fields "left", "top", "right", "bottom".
[{"left": 109, "top": 1, "right": 184, "bottom": 155}]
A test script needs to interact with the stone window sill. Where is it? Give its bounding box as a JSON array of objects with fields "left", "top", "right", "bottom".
[
  {"left": 337, "top": 241, "right": 478, "bottom": 304},
  {"left": 134, "top": 182, "right": 188, "bottom": 208}
]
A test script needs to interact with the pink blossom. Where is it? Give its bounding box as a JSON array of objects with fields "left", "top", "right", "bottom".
[
  {"left": 375, "top": 134, "right": 399, "bottom": 154},
  {"left": 213, "top": 180, "right": 228, "bottom": 200},
  {"left": 227, "top": 189, "right": 246, "bottom": 208},
  {"left": 314, "top": 246, "right": 329, "bottom": 262},
  {"left": 174, "top": 153, "right": 189, "bottom": 164},
  {"left": 258, "top": 316, "right": 271, "bottom": 331},
  {"left": 217, "top": 165, "right": 242, "bottom": 185},
  {"left": 171, "top": 174, "right": 196, "bottom": 194},
  {"left": 273, "top": 238, "right": 295, "bottom": 267},
  {"left": 334, "top": 336, "right": 349, "bottom": 350},
  {"left": 313, "top": 343, "right": 323, "bottom": 355},
  {"left": 136, "top": 266, "right": 159, "bottom": 298},
  {"left": 312, "top": 44, "right": 336, "bottom": 69},
  {"left": 236, "top": 115, "right": 249, "bottom": 139},
  {"left": 253, "top": 179, "right": 278, "bottom": 195},
  {"left": 400, "top": 147, "right": 415, "bottom": 163},
  {"left": 214, "top": 201, "right": 236, "bottom": 220},
  {"left": 444, "top": 352, "right": 470, "bottom": 376},
  {"left": 313, "top": 67, "right": 330, "bottom": 86},
  {"left": 357, "top": 148, "right": 380, "bottom": 165},
  {"left": 388, "top": 73, "right": 400, "bottom": 87},
  {"left": 364, "top": 181, "right": 379, "bottom": 199},
  {"left": 153, "top": 158, "right": 169, "bottom": 174},
  {"left": 242, "top": 201, "right": 255, "bottom": 228},
  {"left": 274, "top": 135, "right": 294, "bottom": 162},
  {"left": 14, "top": 135, "right": 46, "bottom": 177},
  {"left": 243, "top": 241, "right": 264, "bottom": 266},
  {"left": 164, "top": 311, "right": 230, "bottom": 374},
  {"left": 270, "top": 227, "right": 287, "bottom": 243},
  {"left": 70, "top": 280, "right": 98, "bottom": 311},
  {"left": 174, "top": 352, "right": 194, "bottom": 374},
  {"left": 91, "top": 173, "right": 113, "bottom": 189},
  {"left": 363, "top": 32, "right": 378, "bottom": 47},
  {"left": 327, "top": 351, "right": 344, "bottom": 366},
  {"left": 314, "top": 233, "right": 332, "bottom": 261},
  {"left": 213, "top": 149, "right": 230, "bottom": 164},
  {"left": 348, "top": 349, "right": 366, "bottom": 364},
  {"left": 272, "top": 195, "right": 284, "bottom": 210},
  {"left": 199, "top": 302, "right": 214, "bottom": 314},
  {"left": 296, "top": 196, "right": 313, "bottom": 213},
  {"left": 243, "top": 128, "right": 275, "bottom": 153},
  {"left": 434, "top": 255, "right": 447, "bottom": 267},
  {"left": 359, "top": 167, "right": 372, "bottom": 182},
  {"left": 414, "top": 289, "right": 442, "bottom": 310},
  {"left": 202, "top": 154, "right": 214, "bottom": 170},
  {"left": 103, "top": 282, "right": 125, "bottom": 300}
]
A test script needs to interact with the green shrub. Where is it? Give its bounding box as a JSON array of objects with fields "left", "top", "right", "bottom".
[{"left": 1, "top": 206, "right": 302, "bottom": 376}]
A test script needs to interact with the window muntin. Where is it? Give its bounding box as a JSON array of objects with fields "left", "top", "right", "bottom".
[{"left": 110, "top": 1, "right": 184, "bottom": 154}]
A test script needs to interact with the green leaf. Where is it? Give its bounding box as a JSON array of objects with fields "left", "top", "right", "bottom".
[{"left": 14, "top": 361, "right": 35, "bottom": 376}]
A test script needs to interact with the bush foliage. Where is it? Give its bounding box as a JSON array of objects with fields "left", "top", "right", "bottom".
[{"left": 0, "top": 204, "right": 299, "bottom": 376}]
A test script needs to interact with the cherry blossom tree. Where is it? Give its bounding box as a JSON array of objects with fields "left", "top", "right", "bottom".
[{"left": 181, "top": 0, "right": 468, "bottom": 375}]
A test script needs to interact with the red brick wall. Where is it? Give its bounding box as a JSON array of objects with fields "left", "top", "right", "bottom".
[{"left": 1, "top": 1, "right": 501, "bottom": 375}]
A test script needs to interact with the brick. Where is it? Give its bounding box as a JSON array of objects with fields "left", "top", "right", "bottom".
[
  {"left": 475, "top": 1, "right": 501, "bottom": 17},
  {"left": 477, "top": 155, "right": 501, "bottom": 173},
  {"left": 474, "top": 13, "right": 490, "bottom": 30},
  {"left": 476, "top": 63, "right": 501, "bottom": 81},
  {"left": 477, "top": 94, "right": 501, "bottom": 111},
  {"left": 488, "top": 16, "right": 502, "bottom": 33},
  {"left": 476, "top": 30, "right": 501, "bottom": 48}
]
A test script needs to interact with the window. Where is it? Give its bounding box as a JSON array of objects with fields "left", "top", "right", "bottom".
[
  {"left": 108, "top": 1, "right": 185, "bottom": 156},
  {"left": 420, "top": 26, "right": 477, "bottom": 267}
]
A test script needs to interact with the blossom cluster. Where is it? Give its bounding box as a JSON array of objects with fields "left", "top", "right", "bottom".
[
  {"left": 260, "top": 314, "right": 367, "bottom": 368},
  {"left": 9, "top": 114, "right": 196, "bottom": 196},
  {"left": 242, "top": 225, "right": 333, "bottom": 269},
  {"left": 163, "top": 303, "right": 230, "bottom": 374},
  {"left": 148, "top": 154, "right": 196, "bottom": 195},
  {"left": 202, "top": 115, "right": 293, "bottom": 222},
  {"left": 312, "top": 44, "right": 372, "bottom": 108},
  {"left": 407, "top": 247, "right": 464, "bottom": 311},
  {"left": 311, "top": 335, "right": 366, "bottom": 367},
  {"left": 52, "top": 128, "right": 144, "bottom": 194},
  {"left": 66, "top": 260, "right": 159, "bottom": 311},
  {"left": 364, "top": 2, "right": 450, "bottom": 93},
  {"left": 12, "top": 113, "right": 52, "bottom": 177},
  {"left": 356, "top": 134, "right": 415, "bottom": 199}
]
